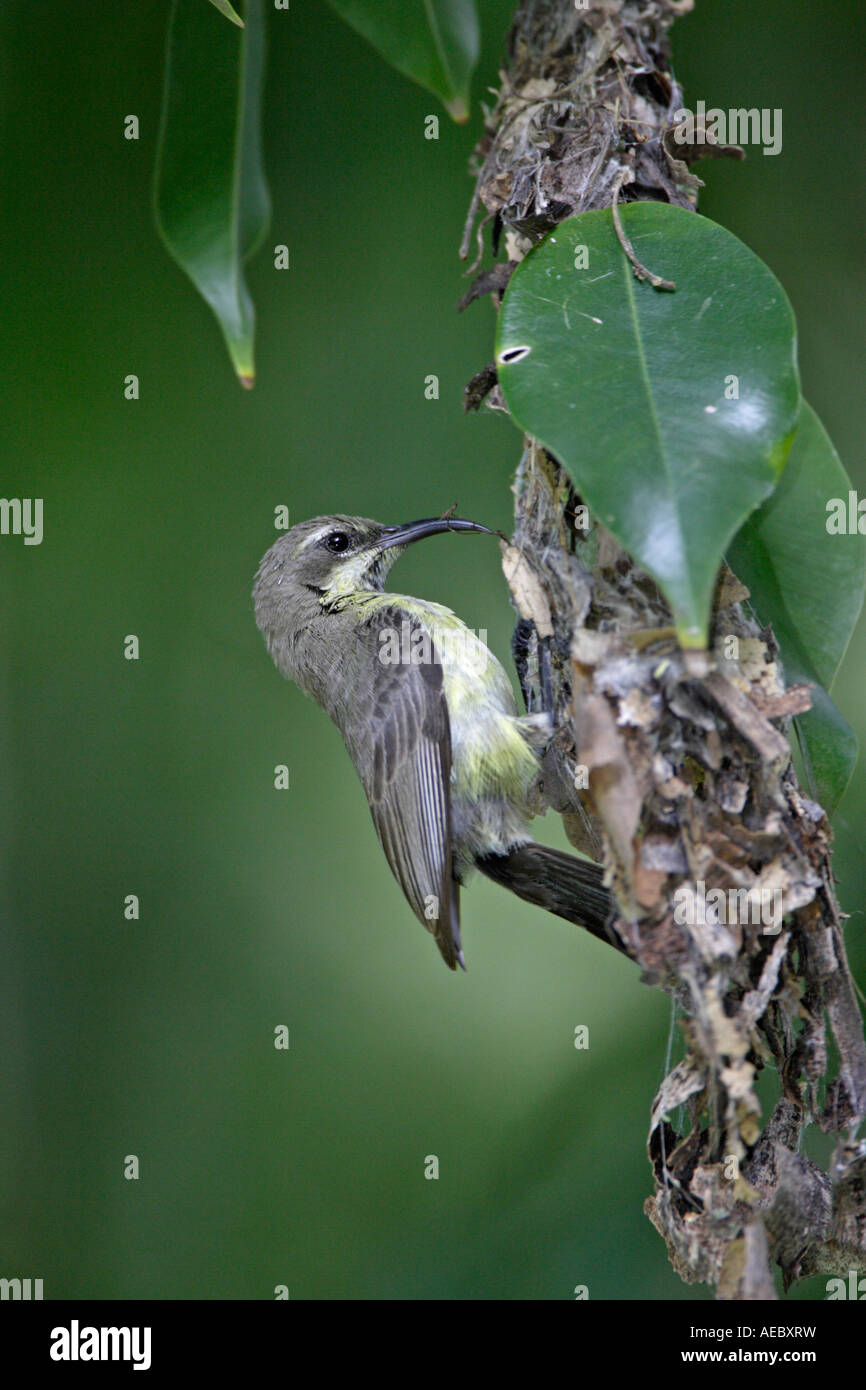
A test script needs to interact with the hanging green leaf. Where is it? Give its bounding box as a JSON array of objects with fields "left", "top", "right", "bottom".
[
  {"left": 155, "top": 0, "right": 269, "bottom": 387},
  {"left": 496, "top": 203, "right": 800, "bottom": 648},
  {"left": 728, "top": 402, "right": 865, "bottom": 812},
  {"left": 326, "top": 0, "right": 479, "bottom": 122},
  {"left": 206, "top": 0, "right": 244, "bottom": 27},
  {"left": 792, "top": 686, "right": 856, "bottom": 820}
]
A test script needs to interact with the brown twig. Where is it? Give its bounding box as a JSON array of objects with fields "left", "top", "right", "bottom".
[{"left": 610, "top": 166, "right": 676, "bottom": 291}]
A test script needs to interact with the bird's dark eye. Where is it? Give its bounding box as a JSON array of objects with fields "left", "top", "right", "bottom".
[{"left": 323, "top": 531, "right": 351, "bottom": 554}]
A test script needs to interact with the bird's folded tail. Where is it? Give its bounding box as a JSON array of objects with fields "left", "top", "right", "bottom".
[{"left": 475, "top": 842, "right": 629, "bottom": 957}]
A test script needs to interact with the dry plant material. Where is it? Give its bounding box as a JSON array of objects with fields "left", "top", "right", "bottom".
[{"left": 465, "top": 0, "right": 866, "bottom": 1299}]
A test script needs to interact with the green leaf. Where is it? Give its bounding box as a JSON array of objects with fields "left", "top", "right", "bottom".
[
  {"left": 728, "top": 402, "right": 865, "bottom": 812},
  {"left": 206, "top": 0, "right": 244, "bottom": 27},
  {"left": 325, "top": 0, "right": 479, "bottom": 122},
  {"left": 155, "top": 0, "right": 269, "bottom": 387},
  {"left": 496, "top": 204, "right": 800, "bottom": 647},
  {"left": 792, "top": 686, "right": 857, "bottom": 820}
]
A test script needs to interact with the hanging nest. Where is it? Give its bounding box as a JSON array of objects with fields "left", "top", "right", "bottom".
[{"left": 461, "top": 0, "right": 866, "bottom": 1299}]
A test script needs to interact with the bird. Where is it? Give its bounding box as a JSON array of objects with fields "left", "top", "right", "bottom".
[{"left": 253, "top": 513, "right": 619, "bottom": 970}]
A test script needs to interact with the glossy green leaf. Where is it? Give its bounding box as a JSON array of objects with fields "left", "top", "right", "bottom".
[
  {"left": 325, "top": 0, "right": 479, "bottom": 122},
  {"left": 728, "top": 402, "right": 865, "bottom": 812},
  {"left": 206, "top": 0, "right": 244, "bottom": 27},
  {"left": 496, "top": 204, "right": 800, "bottom": 647},
  {"left": 155, "top": 0, "right": 269, "bottom": 387}
]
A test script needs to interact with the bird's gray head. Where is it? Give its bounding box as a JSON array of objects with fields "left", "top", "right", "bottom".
[{"left": 253, "top": 512, "right": 495, "bottom": 649}]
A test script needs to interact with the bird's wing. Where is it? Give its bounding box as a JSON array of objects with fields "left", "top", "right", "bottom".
[{"left": 345, "top": 606, "right": 462, "bottom": 970}]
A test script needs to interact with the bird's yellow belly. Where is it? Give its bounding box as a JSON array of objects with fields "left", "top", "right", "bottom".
[
  {"left": 361, "top": 591, "right": 539, "bottom": 807},
  {"left": 428, "top": 620, "right": 538, "bottom": 807}
]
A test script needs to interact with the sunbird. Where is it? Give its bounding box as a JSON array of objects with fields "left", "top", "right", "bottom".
[{"left": 253, "top": 514, "right": 616, "bottom": 970}]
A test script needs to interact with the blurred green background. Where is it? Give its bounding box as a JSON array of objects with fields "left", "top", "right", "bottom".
[{"left": 1, "top": 0, "right": 863, "bottom": 1300}]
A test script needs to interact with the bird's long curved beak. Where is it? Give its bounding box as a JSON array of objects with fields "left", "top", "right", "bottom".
[{"left": 377, "top": 517, "right": 497, "bottom": 550}]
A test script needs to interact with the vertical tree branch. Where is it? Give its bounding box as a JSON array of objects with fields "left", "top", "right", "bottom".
[{"left": 461, "top": 0, "right": 866, "bottom": 1299}]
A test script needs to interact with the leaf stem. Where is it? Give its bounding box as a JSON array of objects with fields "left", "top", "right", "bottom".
[{"left": 611, "top": 168, "right": 676, "bottom": 292}]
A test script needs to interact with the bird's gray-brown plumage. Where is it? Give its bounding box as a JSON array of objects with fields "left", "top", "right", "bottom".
[{"left": 254, "top": 514, "right": 620, "bottom": 969}]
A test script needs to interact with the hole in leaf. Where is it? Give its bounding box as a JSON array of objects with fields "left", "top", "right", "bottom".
[{"left": 498, "top": 345, "right": 532, "bottom": 365}]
